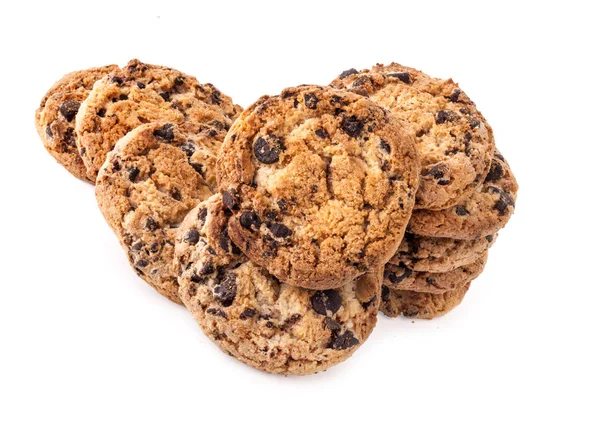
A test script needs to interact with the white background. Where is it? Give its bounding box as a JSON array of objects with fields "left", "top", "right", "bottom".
[{"left": 1, "top": 1, "right": 598, "bottom": 447}]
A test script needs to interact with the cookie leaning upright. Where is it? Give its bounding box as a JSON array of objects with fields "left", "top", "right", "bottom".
[
  {"left": 331, "top": 63, "right": 496, "bottom": 210},
  {"left": 217, "top": 85, "right": 420, "bottom": 290},
  {"left": 95, "top": 122, "right": 218, "bottom": 304},
  {"left": 76, "top": 59, "right": 242, "bottom": 180},
  {"left": 174, "top": 194, "right": 383, "bottom": 375},
  {"left": 35, "top": 65, "right": 118, "bottom": 182}
]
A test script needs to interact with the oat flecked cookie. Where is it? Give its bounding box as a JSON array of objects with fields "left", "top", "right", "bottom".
[
  {"left": 76, "top": 59, "right": 242, "bottom": 180},
  {"left": 384, "top": 253, "right": 487, "bottom": 293},
  {"left": 174, "top": 195, "right": 382, "bottom": 375},
  {"left": 217, "top": 85, "right": 420, "bottom": 290},
  {"left": 389, "top": 233, "right": 497, "bottom": 273},
  {"left": 35, "top": 65, "right": 118, "bottom": 182},
  {"left": 380, "top": 283, "right": 470, "bottom": 319},
  {"left": 409, "top": 151, "right": 518, "bottom": 239},
  {"left": 95, "top": 122, "right": 217, "bottom": 304},
  {"left": 331, "top": 63, "right": 495, "bottom": 210}
]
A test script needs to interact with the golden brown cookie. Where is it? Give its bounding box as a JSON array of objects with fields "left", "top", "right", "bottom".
[
  {"left": 380, "top": 283, "right": 470, "bottom": 319},
  {"left": 389, "top": 233, "right": 497, "bottom": 273},
  {"left": 409, "top": 151, "right": 518, "bottom": 239},
  {"left": 174, "top": 195, "right": 382, "bottom": 375},
  {"left": 35, "top": 65, "right": 118, "bottom": 182},
  {"left": 95, "top": 122, "right": 217, "bottom": 304},
  {"left": 331, "top": 63, "right": 495, "bottom": 210},
  {"left": 76, "top": 59, "right": 242, "bottom": 180},
  {"left": 383, "top": 253, "right": 487, "bottom": 293},
  {"left": 217, "top": 85, "right": 420, "bottom": 290}
]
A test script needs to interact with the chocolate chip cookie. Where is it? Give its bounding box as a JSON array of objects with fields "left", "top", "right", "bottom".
[
  {"left": 384, "top": 253, "right": 487, "bottom": 293},
  {"left": 389, "top": 233, "right": 497, "bottom": 273},
  {"left": 35, "top": 65, "right": 118, "bottom": 182},
  {"left": 331, "top": 63, "right": 495, "bottom": 210},
  {"left": 76, "top": 59, "right": 242, "bottom": 180},
  {"left": 380, "top": 283, "right": 470, "bottom": 319},
  {"left": 409, "top": 151, "right": 518, "bottom": 239},
  {"left": 217, "top": 85, "right": 420, "bottom": 290},
  {"left": 95, "top": 122, "right": 218, "bottom": 304},
  {"left": 174, "top": 194, "right": 382, "bottom": 375}
]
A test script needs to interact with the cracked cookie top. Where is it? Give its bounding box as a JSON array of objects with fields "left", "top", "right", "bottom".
[
  {"left": 35, "top": 65, "right": 118, "bottom": 182},
  {"left": 331, "top": 63, "right": 496, "bottom": 210},
  {"left": 76, "top": 59, "right": 242, "bottom": 180},
  {"left": 95, "top": 122, "right": 218, "bottom": 304},
  {"left": 174, "top": 194, "right": 382, "bottom": 375},
  {"left": 217, "top": 85, "right": 420, "bottom": 290}
]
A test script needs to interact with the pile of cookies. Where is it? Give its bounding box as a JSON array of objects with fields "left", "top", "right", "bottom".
[{"left": 35, "top": 60, "right": 517, "bottom": 375}]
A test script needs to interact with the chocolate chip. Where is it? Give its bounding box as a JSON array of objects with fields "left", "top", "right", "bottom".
[
  {"left": 112, "top": 161, "right": 120, "bottom": 171},
  {"left": 97, "top": 108, "right": 106, "bottom": 117},
  {"left": 59, "top": 100, "right": 80, "bottom": 122},
  {"left": 277, "top": 199, "right": 287, "bottom": 210},
  {"left": 45, "top": 126, "right": 53, "bottom": 138},
  {"left": 386, "top": 266, "right": 412, "bottom": 284},
  {"left": 448, "top": 89, "right": 462, "bottom": 102},
  {"left": 183, "top": 229, "right": 200, "bottom": 244},
  {"left": 240, "top": 211, "right": 261, "bottom": 230},
  {"left": 485, "top": 235, "right": 494, "bottom": 243},
  {"left": 153, "top": 123, "right": 175, "bottom": 141},
  {"left": 424, "top": 164, "right": 447, "bottom": 179},
  {"left": 361, "top": 295, "right": 377, "bottom": 310},
  {"left": 436, "top": 110, "right": 459, "bottom": 124},
  {"left": 136, "top": 259, "right": 148, "bottom": 268},
  {"left": 339, "top": 68, "right": 358, "bottom": 79},
  {"left": 219, "top": 227, "right": 231, "bottom": 253},
  {"left": 171, "top": 188, "right": 182, "bottom": 201},
  {"left": 304, "top": 93, "right": 319, "bottom": 109},
  {"left": 467, "top": 117, "right": 481, "bottom": 128},
  {"left": 213, "top": 272, "right": 237, "bottom": 307},
  {"left": 341, "top": 116, "right": 364, "bottom": 138},
  {"left": 254, "top": 135, "right": 285, "bottom": 164},
  {"left": 132, "top": 241, "right": 143, "bottom": 250},
  {"left": 352, "top": 76, "right": 370, "bottom": 87},
  {"left": 174, "top": 76, "right": 185, "bottom": 86},
  {"left": 387, "top": 72, "right": 411, "bottom": 83},
  {"left": 118, "top": 93, "right": 128, "bottom": 101},
  {"left": 149, "top": 242, "right": 160, "bottom": 253},
  {"left": 159, "top": 92, "right": 170, "bottom": 102},
  {"left": 266, "top": 222, "right": 292, "bottom": 239},
  {"left": 207, "top": 308, "right": 227, "bottom": 318},
  {"left": 455, "top": 206, "right": 469, "bottom": 216},
  {"left": 240, "top": 308, "right": 256, "bottom": 320},
  {"left": 222, "top": 191, "right": 239, "bottom": 210},
  {"left": 136, "top": 81, "right": 146, "bottom": 89},
  {"left": 381, "top": 285, "right": 390, "bottom": 301},
  {"left": 180, "top": 141, "right": 196, "bottom": 157},
  {"left": 311, "top": 290, "right": 342, "bottom": 315},
  {"left": 199, "top": 262, "right": 215, "bottom": 276},
  {"left": 145, "top": 217, "right": 158, "bottom": 231},
  {"left": 493, "top": 191, "right": 515, "bottom": 216},
  {"left": 437, "top": 179, "right": 451, "bottom": 185},
  {"left": 379, "top": 139, "right": 391, "bottom": 153},
  {"left": 329, "top": 330, "right": 359, "bottom": 350},
  {"left": 315, "top": 128, "right": 328, "bottom": 138},
  {"left": 128, "top": 167, "right": 140, "bottom": 181},
  {"left": 111, "top": 76, "right": 123, "bottom": 85},
  {"left": 198, "top": 208, "right": 208, "bottom": 226},
  {"left": 210, "top": 90, "right": 222, "bottom": 105},
  {"left": 426, "top": 278, "right": 436, "bottom": 285},
  {"left": 485, "top": 160, "right": 504, "bottom": 183}
]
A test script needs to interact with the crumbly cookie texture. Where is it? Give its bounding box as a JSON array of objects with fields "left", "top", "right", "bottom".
[
  {"left": 95, "top": 122, "right": 217, "bottom": 304},
  {"left": 331, "top": 63, "right": 495, "bottom": 210},
  {"left": 409, "top": 151, "right": 518, "bottom": 239},
  {"left": 384, "top": 252, "right": 487, "bottom": 293},
  {"left": 76, "top": 59, "right": 242, "bottom": 180},
  {"left": 35, "top": 65, "right": 118, "bottom": 182},
  {"left": 217, "top": 85, "right": 420, "bottom": 290},
  {"left": 174, "top": 195, "right": 382, "bottom": 375},
  {"left": 389, "top": 233, "right": 497, "bottom": 273},
  {"left": 380, "top": 283, "right": 470, "bottom": 319}
]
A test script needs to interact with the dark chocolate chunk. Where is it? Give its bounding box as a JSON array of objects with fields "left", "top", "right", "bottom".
[
  {"left": 136, "top": 81, "right": 146, "bottom": 89},
  {"left": 222, "top": 191, "right": 239, "bottom": 210},
  {"left": 493, "top": 191, "right": 515, "bottom": 216},
  {"left": 174, "top": 76, "right": 185, "bottom": 86},
  {"left": 171, "top": 188, "right": 182, "bottom": 201},
  {"left": 59, "top": 100, "right": 80, "bottom": 122},
  {"left": 266, "top": 222, "right": 292, "bottom": 239},
  {"left": 97, "top": 108, "right": 106, "bottom": 117},
  {"left": 207, "top": 308, "right": 227, "bottom": 318},
  {"left": 128, "top": 167, "right": 140, "bottom": 181},
  {"left": 136, "top": 259, "right": 149, "bottom": 268},
  {"left": 240, "top": 308, "right": 256, "bottom": 320},
  {"left": 311, "top": 290, "right": 342, "bottom": 315},
  {"left": 315, "top": 128, "right": 328, "bottom": 138},
  {"left": 387, "top": 72, "right": 411, "bottom": 83},
  {"left": 424, "top": 164, "right": 447, "bottom": 179},
  {"left": 183, "top": 229, "right": 200, "bottom": 244},
  {"left": 379, "top": 139, "right": 391, "bottom": 153},
  {"left": 341, "top": 116, "right": 364, "bottom": 138},
  {"left": 448, "top": 89, "right": 462, "bottom": 103},
  {"left": 436, "top": 110, "right": 459, "bottom": 124},
  {"left": 254, "top": 135, "right": 285, "bottom": 164},
  {"left": 45, "top": 126, "right": 53, "bottom": 138},
  {"left": 381, "top": 285, "right": 390, "bottom": 301},
  {"left": 485, "top": 160, "right": 504, "bottom": 183},
  {"left": 485, "top": 235, "right": 494, "bottom": 243},
  {"left": 145, "top": 217, "right": 158, "bottom": 231},
  {"left": 213, "top": 272, "right": 237, "bottom": 307},
  {"left": 180, "top": 141, "right": 196, "bottom": 157},
  {"left": 329, "top": 330, "right": 359, "bottom": 350},
  {"left": 455, "top": 206, "right": 469, "bottom": 216},
  {"left": 153, "top": 123, "right": 175, "bottom": 141},
  {"left": 386, "top": 266, "right": 412, "bottom": 284},
  {"left": 240, "top": 211, "right": 261, "bottom": 230},
  {"left": 339, "top": 68, "right": 359, "bottom": 79},
  {"left": 159, "top": 92, "right": 170, "bottom": 102},
  {"left": 304, "top": 93, "right": 319, "bottom": 109}
]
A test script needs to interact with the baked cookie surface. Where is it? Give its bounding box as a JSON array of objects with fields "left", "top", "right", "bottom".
[
  {"left": 76, "top": 59, "right": 242, "bottom": 179},
  {"left": 217, "top": 85, "right": 420, "bottom": 290},
  {"left": 331, "top": 63, "right": 495, "bottom": 210},
  {"left": 95, "top": 122, "right": 217, "bottom": 304},
  {"left": 390, "top": 233, "right": 497, "bottom": 273},
  {"left": 409, "top": 151, "right": 518, "bottom": 239},
  {"left": 35, "top": 65, "right": 118, "bottom": 182},
  {"left": 383, "top": 253, "right": 487, "bottom": 293},
  {"left": 380, "top": 283, "right": 470, "bottom": 319},
  {"left": 174, "top": 194, "right": 382, "bottom": 375}
]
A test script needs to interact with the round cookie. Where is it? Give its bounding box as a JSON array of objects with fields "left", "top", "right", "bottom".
[
  {"left": 35, "top": 65, "right": 118, "bottom": 182},
  {"left": 383, "top": 253, "right": 487, "bottom": 293},
  {"left": 408, "top": 151, "right": 518, "bottom": 239},
  {"left": 389, "top": 232, "right": 497, "bottom": 273},
  {"left": 174, "top": 194, "right": 382, "bottom": 375},
  {"left": 380, "top": 283, "right": 470, "bottom": 319},
  {"left": 76, "top": 59, "right": 242, "bottom": 179},
  {"left": 95, "top": 122, "right": 218, "bottom": 304},
  {"left": 217, "top": 85, "right": 420, "bottom": 290},
  {"left": 331, "top": 63, "right": 495, "bottom": 210}
]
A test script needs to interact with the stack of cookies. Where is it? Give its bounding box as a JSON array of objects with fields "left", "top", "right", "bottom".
[{"left": 35, "top": 60, "right": 517, "bottom": 375}]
